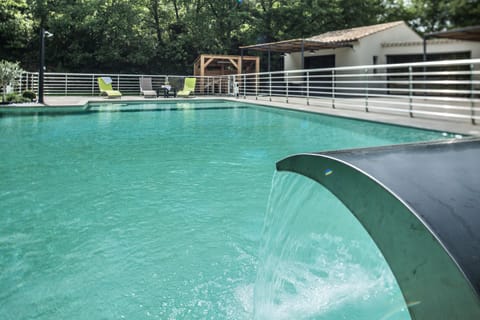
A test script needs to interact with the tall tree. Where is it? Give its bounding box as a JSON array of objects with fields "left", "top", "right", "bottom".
[
  {"left": 409, "top": 0, "right": 452, "bottom": 33},
  {"left": 1, "top": 0, "right": 476, "bottom": 74},
  {"left": 0, "top": 0, "right": 34, "bottom": 61},
  {"left": 448, "top": 0, "right": 480, "bottom": 29}
]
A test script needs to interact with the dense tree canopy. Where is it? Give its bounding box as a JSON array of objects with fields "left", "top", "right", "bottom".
[{"left": 0, "top": 0, "right": 477, "bottom": 74}]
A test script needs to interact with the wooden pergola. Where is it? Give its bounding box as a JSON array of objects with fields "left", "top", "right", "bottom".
[
  {"left": 194, "top": 54, "right": 260, "bottom": 77},
  {"left": 193, "top": 54, "right": 260, "bottom": 94}
]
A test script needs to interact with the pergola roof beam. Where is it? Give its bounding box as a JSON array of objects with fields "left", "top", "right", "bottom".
[
  {"left": 239, "top": 39, "right": 353, "bottom": 53},
  {"left": 426, "top": 25, "right": 480, "bottom": 42}
]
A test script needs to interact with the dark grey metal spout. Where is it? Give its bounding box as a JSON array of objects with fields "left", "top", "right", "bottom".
[{"left": 276, "top": 138, "right": 480, "bottom": 320}]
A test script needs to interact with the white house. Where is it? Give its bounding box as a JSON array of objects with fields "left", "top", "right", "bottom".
[{"left": 283, "top": 21, "right": 480, "bottom": 70}]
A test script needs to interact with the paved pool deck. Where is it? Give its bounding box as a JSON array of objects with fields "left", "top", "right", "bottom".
[{"left": 4, "top": 95, "right": 479, "bottom": 136}]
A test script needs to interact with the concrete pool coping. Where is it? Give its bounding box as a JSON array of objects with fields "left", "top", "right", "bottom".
[{"left": 2, "top": 95, "right": 479, "bottom": 136}]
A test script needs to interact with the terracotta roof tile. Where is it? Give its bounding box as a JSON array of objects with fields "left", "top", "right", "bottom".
[{"left": 308, "top": 21, "right": 404, "bottom": 43}]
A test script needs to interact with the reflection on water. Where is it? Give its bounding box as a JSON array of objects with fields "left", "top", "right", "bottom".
[{"left": 0, "top": 104, "right": 444, "bottom": 319}]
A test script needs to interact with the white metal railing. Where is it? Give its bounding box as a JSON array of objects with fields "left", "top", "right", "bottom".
[
  {"left": 231, "top": 58, "right": 480, "bottom": 124},
  {"left": 5, "top": 72, "right": 226, "bottom": 97},
  {"left": 5, "top": 59, "right": 479, "bottom": 124}
]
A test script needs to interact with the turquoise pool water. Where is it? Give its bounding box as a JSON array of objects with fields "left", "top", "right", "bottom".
[{"left": 0, "top": 101, "right": 452, "bottom": 319}]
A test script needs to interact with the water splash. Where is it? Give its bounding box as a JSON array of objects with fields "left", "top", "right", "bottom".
[{"left": 253, "top": 172, "right": 410, "bottom": 320}]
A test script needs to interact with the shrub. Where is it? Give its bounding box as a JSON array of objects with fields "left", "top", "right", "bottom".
[
  {"left": 0, "top": 60, "right": 24, "bottom": 102},
  {"left": 22, "top": 90, "right": 36, "bottom": 101},
  {"left": 6, "top": 93, "right": 30, "bottom": 103}
]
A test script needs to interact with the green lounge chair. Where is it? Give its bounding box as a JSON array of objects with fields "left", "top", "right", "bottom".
[
  {"left": 177, "top": 77, "right": 196, "bottom": 97},
  {"left": 97, "top": 77, "right": 122, "bottom": 98}
]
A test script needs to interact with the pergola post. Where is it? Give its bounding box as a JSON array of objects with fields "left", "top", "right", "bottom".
[
  {"left": 200, "top": 55, "right": 205, "bottom": 94},
  {"left": 268, "top": 48, "right": 271, "bottom": 73},
  {"left": 240, "top": 49, "right": 244, "bottom": 74},
  {"left": 301, "top": 39, "right": 305, "bottom": 70}
]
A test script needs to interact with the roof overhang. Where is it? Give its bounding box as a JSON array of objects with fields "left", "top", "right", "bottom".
[
  {"left": 426, "top": 25, "right": 480, "bottom": 42},
  {"left": 239, "top": 38, "right": 353, "bottom": 53}
]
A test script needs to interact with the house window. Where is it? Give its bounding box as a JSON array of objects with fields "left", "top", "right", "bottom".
[
  {"left": 386, "top": 51, "right": 470, "bottom": 64},
  {"left": 386, "top": 52, "right": 471, "bottom": 96}
]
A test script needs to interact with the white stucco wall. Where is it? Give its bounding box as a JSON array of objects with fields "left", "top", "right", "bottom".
[
  {"left": 284, "top": 22, "right": 422, "bottom": 70},
  {"left": 284, "top": 52, "right": 303, "bottom": 70},
  {"left": 284, "top": 22, "right": 480, "bottom": 71},
  {"left": 356, "top": 23, "right": 423, "bottom": 65}
]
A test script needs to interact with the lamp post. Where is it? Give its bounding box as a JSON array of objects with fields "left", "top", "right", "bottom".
[{"left": 38, "top": 28, "right": 53, "bottom": 104}]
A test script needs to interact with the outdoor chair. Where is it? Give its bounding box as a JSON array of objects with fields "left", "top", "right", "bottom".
[
  {"left": 177, "top": 77, "right": 197, "bottom": 97},
  {"left": 139, "top": 77, "right": 157, "bottom": 98},
  {"left": 97, "top": 77, "right": 122, "bottom": 98}
]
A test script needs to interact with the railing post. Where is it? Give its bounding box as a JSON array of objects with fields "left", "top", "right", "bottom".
[
  {"left": 255, "top": 74, "right": 258, "bottom": 100},
  {"left": 306, "top": 70, "right": 310, "bottom": 105},
  {"left": 19, "top": 73, "right": 22, "bottom": 93},
  {"left": 117, "top": 75, "right": 120, "bottom": 91},
  {"left": 365, "top": 68, "right": 369, "bottom": 112},
  {"left": 470, "top": 64, "right": 476, "bottom": 125},
  {"left": 65, "top": 73, "right": 68, "bottom": 96},
  {"left": 332, "top": 69, "right": 335, "bottom": 109},
  {"left": 269, "top": 73, "right": 272, "bottom": 102},
  {"left": 409, "top": 66, "right": 413, "bottom": 117},
  {"left": 243, "top": 74, "right": 246, "bottom": 99},
  {"left": 91, "top": 75, "right": 95, "bottom": 96},
  {"left": 286, "top": 71, "right": 289, "bottom": 103}
]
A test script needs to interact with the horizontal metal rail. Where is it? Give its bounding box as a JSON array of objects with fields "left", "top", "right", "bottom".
[
  {"left": 3, "top": 73, "right": 226, "bottom": 97},
  {"left": 226, "top": 58, "right": 480, "bottom": 125},
  {"left": 3, "top": 58, "right": 479, "bottom": 125}
]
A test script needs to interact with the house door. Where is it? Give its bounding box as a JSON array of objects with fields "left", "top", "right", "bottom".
[{"left": 304, "top": 55, "right": 335, "bottom": 96}]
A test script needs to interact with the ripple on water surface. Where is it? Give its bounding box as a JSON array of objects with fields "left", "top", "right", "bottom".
[{"left": 0, "top": 103, "right": 447, "bottom": 319}]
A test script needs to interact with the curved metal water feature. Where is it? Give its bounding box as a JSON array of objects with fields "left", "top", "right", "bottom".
[{"left": 276, "top": 138, "right": 480, "bottom": 319}]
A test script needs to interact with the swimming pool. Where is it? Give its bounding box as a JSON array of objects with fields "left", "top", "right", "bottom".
[{"left": 0, "top": 101, "right": 454, "bottom": 319}]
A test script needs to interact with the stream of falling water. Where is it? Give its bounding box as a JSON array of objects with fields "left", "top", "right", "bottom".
[{"left": 252, "top": 172, "right": 411, "bottom": 320}]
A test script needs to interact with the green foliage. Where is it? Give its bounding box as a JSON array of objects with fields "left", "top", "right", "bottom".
[
  {"left": 447, "top": 0, "right": 480, "bottom": 29},
  {"left": 0, "top": 60, "right": 24, "bottom": 102},
  {"left": 22, "top": 90, "right": 37, "bottom": 101},
  {"left": 5, "top": 93, "right": 30, "bottom": 103},
  {"left": 1, "top": 0, "right": 476, "bottom": 74},
  {"left": 0, "top": 0, "right": 34, "bottom": 60},
  {"left": 406, "top": 0, "right": 480, "bottom": 33}
]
